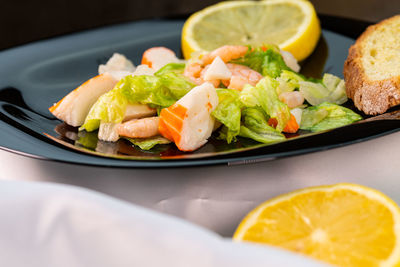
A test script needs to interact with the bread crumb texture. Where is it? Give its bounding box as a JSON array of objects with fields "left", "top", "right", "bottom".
[{"left": 344, "top": 15, "right": 400, "bottom": 115}]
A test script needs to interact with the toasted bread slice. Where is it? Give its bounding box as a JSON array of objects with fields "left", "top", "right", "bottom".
[{"left": 344, "top": 15, "right": 400, "bottom": 115}]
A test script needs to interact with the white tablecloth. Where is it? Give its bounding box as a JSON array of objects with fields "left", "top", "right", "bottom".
[
  {"left": 1, "top": 131, "right": 400, "bottom": 238},
  {"left": 0, "top": 180, "right": 328, "bottom": 267}
]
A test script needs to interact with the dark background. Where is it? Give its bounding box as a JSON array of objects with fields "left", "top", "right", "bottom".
[{"left": 1, "top": 0, "right": 399, "bottom": 51}]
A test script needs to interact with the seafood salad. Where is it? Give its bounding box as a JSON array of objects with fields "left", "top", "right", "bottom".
[{"left": 49, "top": 45, "right": 362, "bottom": 152}]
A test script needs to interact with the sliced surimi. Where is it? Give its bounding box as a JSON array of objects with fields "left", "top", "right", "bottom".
[
  {"left": 141, "top": 47, "right": 183, "bottom": 71},
  {"left": 123, "top": 104, "right": 157, "bottom": 122},
  {"left": 49, "top": 73, "right": 118, "bottom": 127},
  {"left": 159, "top": 82, "right": 218, "bottom": 151}
]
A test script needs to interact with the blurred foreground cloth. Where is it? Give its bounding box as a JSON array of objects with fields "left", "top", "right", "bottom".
[{"left": 0, "top": 180, "right": 328, "bottom": 267}]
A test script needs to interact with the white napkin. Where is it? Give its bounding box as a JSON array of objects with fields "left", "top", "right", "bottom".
[{"left": 0, "top": 180, "right": 329, "bottom": 267}]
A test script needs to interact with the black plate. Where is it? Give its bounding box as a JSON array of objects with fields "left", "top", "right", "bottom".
[{"left": 1, "top": 15, "right": 398, "bottom": 168}]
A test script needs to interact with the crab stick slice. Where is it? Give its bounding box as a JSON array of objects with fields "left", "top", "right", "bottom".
[
  {"left": 49, "top": 73, "right": 118, "bottom": 127},
  {"left": 123, "top": 104, "right": 156, "bottom": 122},
  {"left": 141, "top": 47, "right": 183, "bottom": 71},
  {"left": 159, "top": 82, "right": 218, "bottom": 151}
]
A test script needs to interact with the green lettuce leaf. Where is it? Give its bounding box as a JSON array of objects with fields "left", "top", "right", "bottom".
[
  {"left": 300, "top": 108, "right": 329, "bottom": 130},
  {"left": 239, "top": 107, "right": 285, "bottom": 143},
  {"left": 212, "top": 89, "right": 242, "bottom": 143},
  {"left": 75, "top": 131, "right": 98, "bottom": 149},
  {"left": 81, "top": 71, "right": 194, "bottom": 132},
  {"left": 154, "top": 63, "right": 186, "bottom": 76},
  {"left": 239, "top": 77, "right": 291, "bottom": 132},
  {"left": 276, "top": 70, "right": 306, "bottom": 94},
  {"left": 125, "top": 136, "right": 171, "bottom": 150},
  {"left": 81, "top": 88, "right": 128, "bottom": 132},
  {"left": 300, "top": 102, "right": 362, "bottom": 132},
  {"left": 231, "top": 45, "right": 291, "bottom": 78},
  {"left": 119, "top": 74, "right": 194, "bottom": 109},
  {"left": 299, "top": 73, "right": 348, "bottom": 106},
  {"left": 158, "top": 72, "right": 195, "bottom": 100},
  {"left": 119, "top": 75, "right": 175, "bottom": 108}
]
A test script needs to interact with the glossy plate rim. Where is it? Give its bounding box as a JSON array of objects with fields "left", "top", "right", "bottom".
[{"left": 2, "top": 14, "right": 394, "bottom": 168}]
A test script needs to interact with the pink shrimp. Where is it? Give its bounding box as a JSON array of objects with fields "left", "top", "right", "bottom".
[
  {"left": 184, "top": 45, "right": 252, "bottom": 89},
  {"left": 184, "top": 63, "right": 220, "bottom": 87},
  {"left": 117, "top": 117, "right": 160, "bottom": 138},
  {"left": 279, "top": 91, "right": 304, "bottom": 108},
  {"left": 202, "top": 45, "right": 248, "bottom": 65},
  {"left": 183, "top": 62, "right": 204, "bottom": 85},
  {"left": 222, "top": 63, "right": 263, "bottom": 90}
]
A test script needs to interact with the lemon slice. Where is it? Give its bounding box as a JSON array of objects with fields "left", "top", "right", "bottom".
[
  {"left": 233, "top": 183, "right": 400, "bottom": 267},
  {"left": 181, "top": 0, "right": 321, "bottom": 61}
]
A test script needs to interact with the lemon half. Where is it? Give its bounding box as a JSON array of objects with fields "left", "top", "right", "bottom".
[
  {"left": 233, "top": 183, "right": 400, "bottom": 267},
  {"left": 182, "top": 0, "right": 321, "bottom": 61}
]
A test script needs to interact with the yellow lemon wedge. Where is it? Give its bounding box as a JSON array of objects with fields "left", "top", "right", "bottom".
[
  {"left": 233, "top": 183, "right": 400, "bottom": 267},
  {"left": 181, "top": 0, "right": 321, "bottom": 61}
]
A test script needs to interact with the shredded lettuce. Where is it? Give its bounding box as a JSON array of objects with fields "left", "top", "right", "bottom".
[
  {"left": 119, "top": 74, "right": 194, "bottom": 109},
  {"left": 81, "top": 70, "right": 194, "bottom": 132},
  {"left": 119, "top": 75, "right": 174, "bottom": 108},
  {"left": 276, "top": 70, "right": 306, "bottom": 94},
  {"left": 300, "top": 102, "right": 362, "bottom": 132},
  {"left": 158, "top": 72, "right": 195, "bottom": 100},
  {"left": 239, "top": 107, "right": 285, "bottom": 143},
  {"left": 212, "top": 89, "right": 242, "bottom": 143},
  {"left": 299, "top": 73, "right": 348, "bottom": 106},
  {"left": 81, "top": 88, "right": 128, "bottom": 132},
  {"left": 239, "top": 77, "right": 291, "bottom": 132},
  {"left": 124, "top": 136, "right": 171, "bottom": 150},
  {"left": 154, "top": 63, "right": 186, "bottom": 76},
  {"left": 300, "top": 108, "right": 329, "bottom": 130},
  {"left": 231, "top": 45, "right": 291, "bottom": 78}
]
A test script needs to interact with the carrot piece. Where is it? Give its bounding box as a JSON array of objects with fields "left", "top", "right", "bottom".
[
  {"left": 158, "top": 104, "right": 188, "bottom": 144},
  {"left": 283, "top": 114, "right": 299, "bottom": 133},
  {"left": 141, "top": 47, "right": 176, "bottom": 68},
  {"left": 268, "top": 114, "right": 299, "bottom": 133}
]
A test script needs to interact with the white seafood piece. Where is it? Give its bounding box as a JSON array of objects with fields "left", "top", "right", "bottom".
[
  {"left": 99, "top": 53, "right": 135, "bottom": 80},
  {"left": 98, "top": 122, "right": 120, "bottom": 142},
  {"left": 143, "top": 47, "right": 184, "bottom": 71},
  {"left": 280, "top": 50, "right": 301, "bottom": 73},
  {"left": 98, "top": 53, "right": 135, "bottom": 75},
  {"left": 123, "top": 103, "right": 157, "bottom": 122},
  {"left": 97, "top": 104, "right": 156, "bottom": 142},
  {"left": 159, "top": 82, "right": 218, "bottom": 151},
  {"left": 203, "top": 56, "right": 232, "bottom": 81},
  {"left": 106, "top": 70, "right": 135, "bottom": 81},
  {"left": 290, "top": 107, "right": 303, "bottom": 126},
  {"left": 49, "top": 73, "right": 118, "bottom": 127},
  {"left": 132, "top": 64, "right": 156, "bottom": 76}
]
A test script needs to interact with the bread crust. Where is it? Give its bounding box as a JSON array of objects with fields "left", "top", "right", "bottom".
[{"left": 343, "top": 15, "right": 400, "bottom": 115}]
